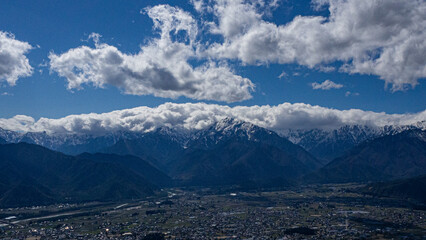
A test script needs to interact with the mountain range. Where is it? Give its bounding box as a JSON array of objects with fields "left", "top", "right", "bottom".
[
  {"left": 2, "top": 120, "right": 424, "bottom": 164},
  {"left": 0, "top": 118, "right": 425, "bottom": 207},
  {"left": 101, "top": 118, "right": 320, "bottom": 186},
  {"left": 281, "top": 121, "right": 426, "bottom": 163},
  {"left": 305, "top": 129, "right": 426, "bottom": 183},
  {"left": 0, "top": 143, "right": 169, "bottom": 208}
]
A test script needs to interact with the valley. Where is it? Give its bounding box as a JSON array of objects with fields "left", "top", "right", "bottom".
[
  {"left": 1, "top": 184, "right": 425, "bottom": 239},
  {"left": 1, "top": 0, "right": 425, "bottom": 238},
  {"left": 1, "top": 119, "right": 425, "bottom": 239}
]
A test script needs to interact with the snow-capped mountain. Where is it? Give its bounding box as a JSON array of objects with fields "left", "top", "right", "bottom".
[
  {"left": 305, "top": 129, "right": 426, "bottom": 184},
  {"left": 0, "top": 127, "right": 147, "bottom": 155},
  {"left": 166, "top": 118, "right": 322, "bottom": 186},
  {"left": 280, "top": 121, "right": 426, "bottom": 163},
  {"left": 184, "top": 118, "right": 322, "bottom": 170},
  {"left": 186, "top": 117, "right": 276, "bottom": 148},
  {"left": 0, "top": 127, "right": 22, "bottom": 143},
  {"left": 1, "top": 120, "right": 425, "bottom": 165}
]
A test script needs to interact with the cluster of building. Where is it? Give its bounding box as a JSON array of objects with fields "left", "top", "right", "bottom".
[{"left": 1, "top": 186, "right": 425, "bottom": 239}]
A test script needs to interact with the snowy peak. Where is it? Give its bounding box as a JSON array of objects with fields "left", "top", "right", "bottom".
[
  {"left": 214, "top": 117, "right": 273, "bottom": 138},
  {"left": 280, "top": 121, "right": 426, "bottom": 163},
  {"left": 2, "top": 119, "right": 425, "bottom": 165},
  {"left": 214, "top": 117, "right": 250, "bottom": 133},
  {"left": 399, "top": 128, "right": 426, "bottom": 142},
  {"left": 413, "top": 120, "right": 426, "bottom": 130},
  {"left": 0, "top": 127, "right": 24, "bottom": 143},
  {"left": 151, "top": 126, "right": 191, "bottom": 143},
  {"left": 192, "top": 117, "right": 275, "bottom": 147},
  {"left": 382, "top": 121, "right": 426, "bottom": 135}
]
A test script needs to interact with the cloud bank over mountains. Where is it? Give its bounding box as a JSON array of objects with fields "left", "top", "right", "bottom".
[
  {"left": 1, "top": 102, "right": 425, "bottom": 135},
  {"left": 0, "top": 31, "right": 33, "bottom": 86}
]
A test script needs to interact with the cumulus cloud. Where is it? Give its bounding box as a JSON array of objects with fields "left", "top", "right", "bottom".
[
  {"left": 0, "top": 31, "right": 33, "bottom": 86},
  {"left": 49, "top": 5, "right": 254, "bottom": 102},
  {"left": 47, "top": 0, "right": 425, "bottom": 98},
  {"left": 1, "top": 102, "right": 425, "bottom": 135},
  {"left": 204, "top": 0, "right": 426, "bottom": 91},
  {"left": 312, "top": 80, "right": 343, "bottom": 90}
]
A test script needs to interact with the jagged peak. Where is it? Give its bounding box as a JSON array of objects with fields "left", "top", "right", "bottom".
[
  {"left": 215, "top": 118, "right": 272, "bottom": 139},
  {"left": 397, "top": 128, "right": 426, "bottom": 141},
  {"left": 214, "top": 117, "right": 263, "bottom": 132}
]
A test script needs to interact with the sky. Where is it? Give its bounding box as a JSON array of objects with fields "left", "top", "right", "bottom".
[{"left": 0, "top": 0, "right": 425, "bottom": 133}]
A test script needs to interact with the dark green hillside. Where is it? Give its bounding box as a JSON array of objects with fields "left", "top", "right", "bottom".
[
  {"left": 306, "top": 130, "right": 426, "bottom": 183},
  {"left": 0, "top": 143, "right": 163, "bottom": 207}
]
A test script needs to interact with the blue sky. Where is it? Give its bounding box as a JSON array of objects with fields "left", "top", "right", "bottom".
[{"left": 0, "top": 0, "right": 425, "bottom": 123}]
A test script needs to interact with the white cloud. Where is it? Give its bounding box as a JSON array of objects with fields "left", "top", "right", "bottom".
[
  {"left": 204, "top": 0, "right": 426, "bottom": 91},
  {"left": 278, "top": 71, "right": 287, "bottom": 79},
  {"left": 317, "top": 65, "right": 335, "bottom": 73},
  {"left": 1, "top": 102, "right": 425, "bottom": 135},
  {"left": 312, "top": 80, "right": 343, "bottom": 90},
  {"left": 49, "top": 5, "right": 254, "bottom": 103},
  {"left": 190, "top": 0, "right": 207, "bottom": 12},
  {"left": 0, "top": 31, "right": 33, "bottom": 86},
  {"left": 47, "top": 0, "right": 426, "bottom": 99},
  {"left": 0, "top": 115, "right": 35, "bottom": 132},
  {"left": 345, "top": 91, "right": 359, "bottom": 97}
]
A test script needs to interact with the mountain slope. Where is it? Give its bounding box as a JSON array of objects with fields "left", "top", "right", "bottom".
[
  {"left": 170, "top": 139, "right": 311, "bottom": 187},
  {"left": 282, "top": 125, "right": 382, "bottom": 163},
  {"left": 0, "top": 143, "right": 162, "bottom": 207},
  {"left": 77, "top": 153, "right": 173, "bottom": 187},
  {"left": 1, "top": 118, "right": 321, "bottom": 171},
  {"left": 187, "top": 118, "right": 322, "bottom": 170},
  {"left": 0, "top": 128, "right": 150, "bottom": 156},
  {"left": 0, "top": 179, "right": 56, "bottom": 208},
  {"left": 359, "top": 175, "right": 426, "bottom": 204},
  {"left": 306, "top": 130, "right": 426, "bottom": 183},
  {"left": 2, "top": 121, "right": 425, "bottom": 166},
  {"left": 101, "top": 128, "right": 185, "bottom": 171},
  {"left": 282, "top": 121, "right": 426, "bottom": 163}
]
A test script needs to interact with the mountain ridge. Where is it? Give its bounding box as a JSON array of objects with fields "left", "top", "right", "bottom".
[
  {"left": 2, "top": 121, "right": 425, "bottom": 163},
  {"left": 0, "top": 143, "right": 168, "bottom": 207},
  {"left": 280, "top": 121, "right": 426, "bottom": 163},
  {"left": 359, "top": 174, "right": 426, "bottom": 204},
  {"left": 305, "top": 129, "right": 426, "bottom": 183}
]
